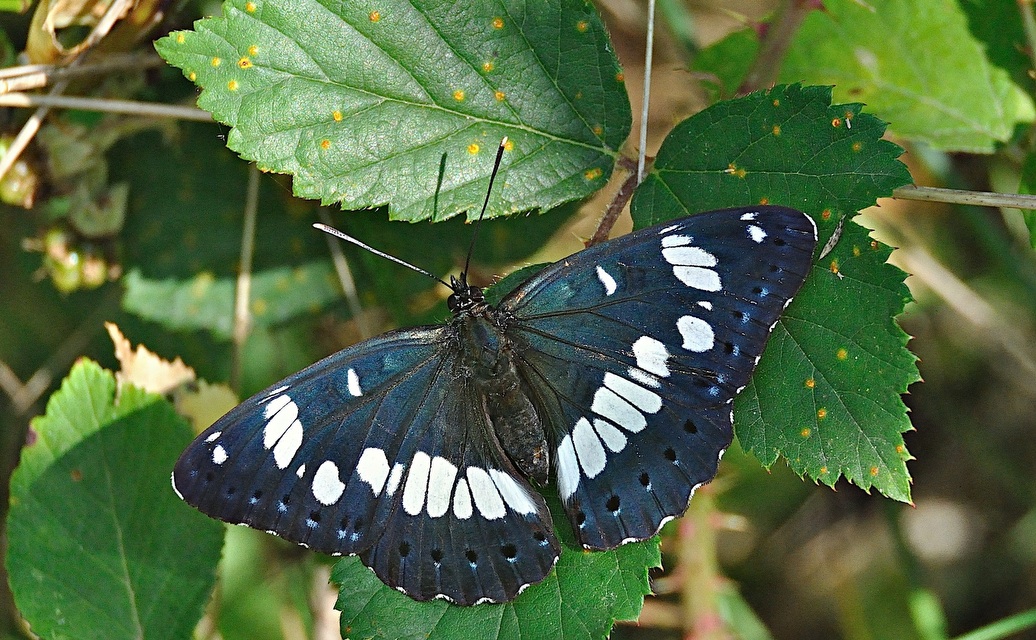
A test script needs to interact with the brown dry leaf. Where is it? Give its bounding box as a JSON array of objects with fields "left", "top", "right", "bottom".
[{"left": 106, "top": 321, "right": 195, "bottom": 394}]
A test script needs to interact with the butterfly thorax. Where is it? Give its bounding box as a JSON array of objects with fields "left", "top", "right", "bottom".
[{"left": 453, "top": 297, "right": 550, "bottom": 485}]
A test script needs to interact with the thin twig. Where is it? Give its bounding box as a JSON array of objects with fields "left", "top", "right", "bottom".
[
  {"left": 0, "top": 52, "right": 166, "bottom": 93},
  {"left": 588, "top": 157, "right": 640, "bottom": 246},
  {"left": 317, "top": 209, "right": 371, "bottom": 339},
  {"left": 230, "top": 165, "right": 261, "bottom": 392},
  {"left": 737, "top": 0, "right": 818, "bottom": 95},
  {"left": 637, "top": 0, "right": 656, "bottom": 183},
  {"left": 892, "top": 185, "right": 1036, "bottom": 210},
  {"left": 0, "top": 0, "right": 136, "bottom": 182},
  {"left": 0, "top": 93, "right": 212, "bottom": 120}
]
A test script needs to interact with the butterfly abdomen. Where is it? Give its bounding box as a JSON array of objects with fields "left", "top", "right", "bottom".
[{"left": 456, "top": 312, "right": 550, "bottom": 484}]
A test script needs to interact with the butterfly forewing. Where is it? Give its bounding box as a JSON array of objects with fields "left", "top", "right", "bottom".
[
  {"left": 500, "top": 206, "right": 817, "bottom": 549},
  {"left": 173, "top": 327, "right": 560, "bottom": 605}
]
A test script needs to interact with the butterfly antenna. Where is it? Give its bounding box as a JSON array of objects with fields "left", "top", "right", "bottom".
[
  {"left": 462, "top": 137, "right": 508, "bottom": 280},
  {"left": 313, "top": 223, "right": 451, "bottom": 289}
]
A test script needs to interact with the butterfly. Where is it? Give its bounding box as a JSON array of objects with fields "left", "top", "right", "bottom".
[{"left": 173, "top": 168, "right": 817, "bottom": 605}]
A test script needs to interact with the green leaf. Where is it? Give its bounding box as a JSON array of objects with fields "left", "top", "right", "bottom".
[
  {"left": 122, "top": 261, "right": 341, "bottom": 340},
  {"left": 630, "top": 84, "right": 918, "bottom": 501},
  {"left": 690, "top": 28, "right": 758, "bottom": 99},
  {"left": 333, "top": 498, "right": 657, "bottom": 640},
  {"left": 738, "top": 220, "right": 917, "bottom": 501},
  {"left": 155, "top": 0, "right": 631, "bottom": 222},
  {"left": 5, "top": 360, "right": 224, "bottom": 640},
  {"left": 779, "top": 0, "right": 1034, "bottom": 152}
]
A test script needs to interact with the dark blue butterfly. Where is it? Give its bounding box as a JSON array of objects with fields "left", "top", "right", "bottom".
[{"left": 173, "top": 204, "right": 816, "bottom": 605}]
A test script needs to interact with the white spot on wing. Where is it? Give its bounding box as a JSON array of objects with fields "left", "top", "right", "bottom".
[
  {"left": 296, "top": 464, "right": 306, "bottom": 478},
  {"left": 205, "top": 431, "right": 222, "bottom": 443},
  {"left": 490, "top": 470, "right": 537, "bottom": 514},
  {"left": 467, "top": 467, "right": 505, "bottom": 519},
  {"left": 356, "top": 447, "right": 390, "bottom": 496},
  {"left": 212, "top": 445, "right": 227, "bottom": 465},
  {"left": 697, "top": 300, "right": 713, "bottom": 311},
  {"left": 556, "top": 435, "right": 579, "bottom": 500},
  {"left": 385, "top": 462, "right": 404, "bottom": 496},
  {"left": 627, "top": 367, "right": 660, "bottom": 388},
  {"left": 740, "top": 212, "right": 757, "bottom": 221},
  {"left": 661, "top": 234, "right": 691, "bottom": 247},
  {"left": 662, "top": 246, "right": 717, "bottom": 267},
  {"left": 347, "top": 368, "right": 362, "bottom": 397},
  {"left": 673, "top": 266, "right": 721, "bottom": 291},
  {"left": 263, "top": 393, "right": 290, "bottom": 418},
  {"left": 632, "top": 336, "right": 670, "bottom": 378},
  {"left": 747, "top": 224, "right": 767, "bottom": 243},
  {"left": 572, "top": 417, "right": 606, "bottom": 478},
  {"left": 591, "top": 386, "right": 646, "bottom": 432},
  {"left": 426, "top": 456, "right": 458, "bottom": 518},
  {"left": 263, "top": 396, "right": 298, "bottom": 449},
  {"left": 312, "top": 460, "right": 346, "bottom": 505},
  {"left": 677, "top": 315, "right": 715, "bottom": 352},
  {"left": 604, "top": 372, "right": 662, "bottom": 414},
  {"left": 402, "top": 451, "right": 431, "bottom": 516},
  {"left": 453, "top": 478, "right": 473, "bottom": 519},
  {"left": 659, "top": 223, "right": 680, "bottom": 233},
  {"left": 595, "top": 265, "right": 617, "bottom": 296},
  {"left": 272, "top": 420, "right": 303, "bottom": 469},
  {"left": 593, "top": 419, "right": 627, "bottom": 452}
]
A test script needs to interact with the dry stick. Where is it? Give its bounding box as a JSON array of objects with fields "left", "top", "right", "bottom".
[
  {"left": 0, "top": 52, "right": 167, "bottom": 93},
  {"left": 588, "top": 156, "right": 640, "bottom": 246},
  {"left": 0, "top": 93, "right": 212, "bottom": 120},
  {"left": 737, "top": 0, "right": 817, "bottom": 95},
  {"left": 892, "top": 185, "right": 1036, "bottom": 210},
  {"left": 636, "top": 0, "right": 656, "bottom": 183},
  {"left": 230, "top": 165, "right": 261, "bottom": 393},
  {"left": 317, "top": 208, "right": 372, "bottom": 339},
  {"left": 0, "top": 0, "right": 136, "bottom": 183}
]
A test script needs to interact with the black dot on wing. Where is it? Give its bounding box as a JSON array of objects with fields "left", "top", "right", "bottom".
[
  {"left": 576, "top": 510, "right": 587, "bottom": 526},
  {"left": 639, "top": 472, "right": 650, "bottom": 488},
  {"left": 225, "top": 485, "right": 236, "bottom": 496},
  {"left": 353, "top": 516, "right": 364, "bottom": 530},
  {"left": 308, "top": 510, "right": 321, "bottom": 523},
  {"left": 501, "top": 543, "right": 517, "bottom": 561},
  {"left": 774, "top": 237, "right": 787, "bottom": 247},
  {"left": 752, "top": 285, "right": 765, "bottom": 296},
  {"left": 465, "top": 549, "right": 478, "bottom": 566},
  {"left": 664, "top": 447, "right": 677, "bottom": 462},
  {"left": 398, "top": 541, "right": 411, "bottom": 557},
  {"left": 338, "top": 516, "right": 349, "bottom": 530},
  {"left": 431, "top": 549, "right": 443, "bottom": 565},
  {"left": 768, "top": 264, "right": 781, "bottom": 274},
  {"left": 533, "top": 530, "right": 547, "bottom": 544},
  {"left": 723, "top": 341, "right": 736, "bottom": 355},
  {"left": 684, "top": 418, "right": 698, "bottom": 434},
  {"left": 606, "top": 495, "right": 620, "bottom": 513}
]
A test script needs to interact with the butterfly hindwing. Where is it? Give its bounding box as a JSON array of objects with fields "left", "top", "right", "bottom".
[
  {"left": 499, "top": 206, "right": 817, "bottom": 549},
  {"left": 173, "top": 327, "right": 560, "bottom": 605}
]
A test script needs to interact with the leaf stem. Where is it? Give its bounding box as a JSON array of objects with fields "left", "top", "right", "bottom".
[
  {"left": 589, "top": 156, "right": 640, "bottom": 246},
  {"left": 230, "top": 165, "right": 261, "bottom": 392}
]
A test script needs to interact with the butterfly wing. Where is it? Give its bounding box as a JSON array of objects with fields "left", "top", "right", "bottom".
[
  {"left": 173, "top": 327, "right": 560, "bottom": 605},
  {"left": 499, "top": 206, "right": 817, "bottom": 549}
]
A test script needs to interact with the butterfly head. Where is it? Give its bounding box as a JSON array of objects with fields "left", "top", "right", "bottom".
[{"left": 447, "top": 273, "right": 486, "bottom": 314}]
